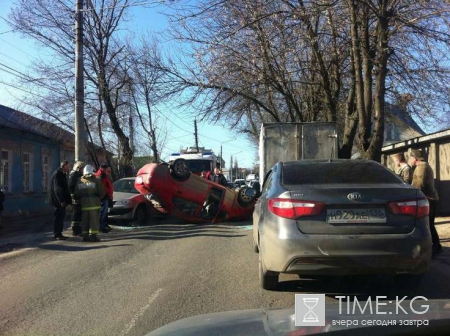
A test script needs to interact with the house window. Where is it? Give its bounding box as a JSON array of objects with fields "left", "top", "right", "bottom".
[
  {"left": 42, "top": 155, "right": 49, "bottom": 192},
  {"left": 0, "top": 150, "right": 11, "bottom": 192},
  {"left": 23, "top": 152, "right": 33, "bottom": 192}
]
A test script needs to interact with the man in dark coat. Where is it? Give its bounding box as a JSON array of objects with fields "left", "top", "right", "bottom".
[
  {"left": 210, "top": 168, "right": 228, "bottom": 187},
  {"left": 48, "top": 161, "right": 71, "bottom": 240},
  {"left": 408, "top": 149, "right": 442, "bottom": 256}
]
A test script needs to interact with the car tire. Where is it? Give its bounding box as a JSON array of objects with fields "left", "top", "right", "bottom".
[
  {"left": 237, "top": 186, "right": 255, "bottom": 207},
  {"left": 134, "top": 205, "right": 147, "bottom": 224},
  {"left": 169, "top": 159, "right": 190, "bottom": 181},
  {"left": 259, "top": 253, "right": 278, "bottom": 290}
]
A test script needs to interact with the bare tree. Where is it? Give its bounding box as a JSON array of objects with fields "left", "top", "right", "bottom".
[
  {"left": 9, "top": 0, "right": 138, "bottom": 176},
  {"left": 127, "top": 36, "right": 168, "bottom": 162},
  {"left": 164, "top": 0, "right": 450, "bottom": 160}
]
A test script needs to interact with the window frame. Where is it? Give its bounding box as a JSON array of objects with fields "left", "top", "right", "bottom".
[
  {"left": 42, "top": 154, "right": 49, "bottom": 192},
  {"left": 0, "top": 149, "right": 12, "bottom": 192},
  {"left": 23, "top": 152, "right": 33, "bottom": 192}
]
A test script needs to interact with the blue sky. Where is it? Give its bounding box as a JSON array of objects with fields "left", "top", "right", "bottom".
[{"left": 0, "top": 0, "right": 257, "bottom": 169}]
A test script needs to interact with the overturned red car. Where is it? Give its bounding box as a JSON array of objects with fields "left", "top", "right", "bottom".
[{"left": 134, "top": 159, "right": 257, "bottom": 223}]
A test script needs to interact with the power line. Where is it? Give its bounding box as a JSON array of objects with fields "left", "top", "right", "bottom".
[
  {"left": 0, "top": 80, "right": 50, "bottom": 99},
  {"left": 0, "top": 52, "right": 29, "bottom": 67},
  {"left": 0, "top": 62, "right": 69, "bottom": 96},
  {"left": 0, "top": 37, "right": 35, "bottom": 58}
]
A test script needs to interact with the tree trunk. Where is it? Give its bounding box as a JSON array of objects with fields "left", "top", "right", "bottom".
[{"left": 366, "top": 11, "right": 389, "bottom": 161}]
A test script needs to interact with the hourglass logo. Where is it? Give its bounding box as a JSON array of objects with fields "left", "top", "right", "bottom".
[{"left": 295, "top": 294, "right": 325, "bottom": 326}]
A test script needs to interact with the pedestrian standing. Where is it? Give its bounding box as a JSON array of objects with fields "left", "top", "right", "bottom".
[
  {"left": 408, "top": 149, "right": 443, "bottom": 256},
  {"left": 210, "top": 168, "right": 228, "bottom": 187},
  {"left": 68, "top": 161, "right": 85, "bottom": 236},
  {"left": 75, "top": 165, "right": 105, "bottom": 242},
  {"left": 48, "top": 161, "right": 71, "bottom": 240},
  {"left": 0, "top": 189, "right": 5, "bottom": 230},
  {"left": 392, "top": 153, "right": 412, "bottom": 184},
  {"left": 94, "top": 164, "right": 114, "bottom": 233}
]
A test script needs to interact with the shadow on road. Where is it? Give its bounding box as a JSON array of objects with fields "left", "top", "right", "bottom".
[
  {"left": 101, "top": 222, "right": 251, "bottom": 241},
  {"left": 37, "top": 243, "right": 133, "bottom": 252},
  {"left": 436, "top": 220, "right": 450, "bottom": 226},
  {"left": 274, "top": 249, "right": 450, "bottom": 301}
]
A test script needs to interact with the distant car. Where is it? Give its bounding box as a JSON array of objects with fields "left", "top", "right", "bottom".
[
  {"left": 135, "top": 159, "right": 257, "bottom": 223},
  {"left": 233, "top": 179, "right": 246, "bottom": 188},
  {"left": 227, "top": 181, "right": 235, "bottom": 189},
  {"left": 108, "top": 177, "right": 163, "bottom": 224},
  {"left": 253, "top": 159, "right": 432, "bottom": 290}
]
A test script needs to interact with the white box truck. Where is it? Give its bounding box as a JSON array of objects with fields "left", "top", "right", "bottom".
[{"left": 259, "top": 122, "right": 338, "bottom": 180}]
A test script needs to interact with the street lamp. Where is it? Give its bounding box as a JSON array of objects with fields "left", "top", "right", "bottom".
[
  {"left": 220, "top": 139, "right": 234, "bottom": 169},
  {"left": 230, "top": 150, "right": 242, "bottom": 182}
]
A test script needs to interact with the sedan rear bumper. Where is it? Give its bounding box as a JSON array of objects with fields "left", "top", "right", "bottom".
[{"left": 262, "top": 228, "right": 432, "bottom": 276}]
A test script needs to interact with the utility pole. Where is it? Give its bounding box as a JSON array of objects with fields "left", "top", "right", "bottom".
[
  {"left": 74, "top": 0, "right": 85, "bottom": 161},
  {"left": 194, "top": 119, "right": 199, "bottom": 152}
]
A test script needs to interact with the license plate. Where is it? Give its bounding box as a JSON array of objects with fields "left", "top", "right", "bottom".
[{"left": 327, "top": 209, "right": 386, "bottom": 223}]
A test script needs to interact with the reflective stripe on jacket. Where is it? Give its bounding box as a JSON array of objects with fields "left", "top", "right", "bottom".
[{"left": 74, "top": 174, "right": 105, "bottom": 210}]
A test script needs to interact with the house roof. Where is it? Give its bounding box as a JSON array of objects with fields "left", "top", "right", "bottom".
[
  {"left": 0, "top": 104, "right": 113, "bottom": 155},
  {"left": 385, "top": 104, "right": 425, "bottom": 135},
  {"left": 0, "top": 104, "right": 73, "bottom": 143}
]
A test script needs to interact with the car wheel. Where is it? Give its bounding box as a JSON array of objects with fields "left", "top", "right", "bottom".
[
  {"left": 259, "top": 253, "right": 278, "bottom": 290},
  {"left": 237, "top": 186, "right": 255, "bottom": 207},
  {"left": 169, "top": 159, "right": 190, "bottom": 181},
  {"left": 134, "top": 204, "right": 147, "bottom": 224}
]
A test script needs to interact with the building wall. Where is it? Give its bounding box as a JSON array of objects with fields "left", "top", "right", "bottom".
[{"left": 1, "top": 128, "right": 60, "bottom": 216}]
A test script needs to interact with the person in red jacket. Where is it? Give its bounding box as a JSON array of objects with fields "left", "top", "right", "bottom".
[{"left": 95, "top": 164, "right": 114, "bottom": 233}]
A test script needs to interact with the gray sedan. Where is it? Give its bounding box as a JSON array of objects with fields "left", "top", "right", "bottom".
[{"left": 253, "top": 159, "right": 432, "bottom": 290}]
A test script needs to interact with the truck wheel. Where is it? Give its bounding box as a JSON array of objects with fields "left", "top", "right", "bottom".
[
  {"left": 237, "top": 186, "right": 254, "bottom": 207},
  {"left": 259, "top": 253, "right": 278, "bottom": 290},
  {"left": 170, "top": 159, "right": 190, "bottom": 181}
]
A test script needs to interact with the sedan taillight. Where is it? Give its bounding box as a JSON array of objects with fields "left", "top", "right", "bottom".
[
  {"left": 388, "top": 198, "right": 429, "bottom": 218},
  {"left": 268, "top": 198, "right": 324, "bottom": 219}
]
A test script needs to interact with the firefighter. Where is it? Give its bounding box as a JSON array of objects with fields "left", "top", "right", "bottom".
[
  {"left": 75, "top": 164, "right": 105, "bottom": 242},
  {"left": 68, "top": 161, "right": 85, "bottom": 236}
]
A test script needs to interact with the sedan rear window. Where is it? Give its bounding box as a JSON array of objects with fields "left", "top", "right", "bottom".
[
  {"left": 113, "top": 179, "right": 139, "bottom": 193},
  {"left": 282, "top": 161, "right": 402, "bottom": 185}
]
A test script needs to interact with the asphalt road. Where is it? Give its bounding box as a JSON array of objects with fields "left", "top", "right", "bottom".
[{"left": 1, "top": 219, "right": 450, "bottom": 336}]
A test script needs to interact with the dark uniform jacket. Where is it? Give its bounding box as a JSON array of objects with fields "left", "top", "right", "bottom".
[
  {"left": 68, "top": 170, "right": 83, "bottom": 204},
  {"left": 74, "top": 174, "right": 105, "bottom": 211},
  {"left": 48, "top": 168, "right": 71, "bottom": 207}
]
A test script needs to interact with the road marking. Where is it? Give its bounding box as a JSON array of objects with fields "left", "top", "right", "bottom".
[{"left": 121, "top": 288, "right": 163, "bottom": 336}]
